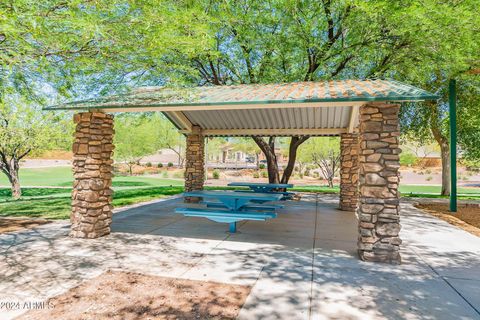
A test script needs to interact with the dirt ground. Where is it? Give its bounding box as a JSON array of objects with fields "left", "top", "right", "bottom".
[
  {"left": 0, "top": 218, "right": 51, "bottom": 234},
  {"left": 415, "top": 203, "right": 480, "bottom": 237},
  {"left": 19, "top": 270, "right": 251, "bottom": 320}
]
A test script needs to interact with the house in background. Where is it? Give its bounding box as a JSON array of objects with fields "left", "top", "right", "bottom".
[
  {"left": 208, "top": 143, "right": 251, "bottom": 164},
  {"left": 141, "top": 148, "right": 184, "bottom": 167}
]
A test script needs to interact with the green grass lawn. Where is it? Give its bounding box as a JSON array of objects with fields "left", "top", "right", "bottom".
[
  {"left": 0, "top": 186, "right": 184, "bottom": 219},
  {"left": 0, "top": 166, "right": 183, "bottom": 188},
  {"left": 0, "top": 167, "right": 478, "bottom": 220}
]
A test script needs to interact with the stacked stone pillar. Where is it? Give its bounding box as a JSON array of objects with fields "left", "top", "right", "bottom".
[
  {"left": 339, "top": 133, "right": 359, "bottom": 211},
  {"left": 184, "top": 126, "right": 205, "bottom": 202},
  {"left": 71, "top": 112, "right": 114, "bottom": 238},
  {"left": 357, "top": 102, "right": 402, "bottom": 264}
]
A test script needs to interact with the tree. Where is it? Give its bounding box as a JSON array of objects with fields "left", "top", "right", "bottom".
[
  {"left": 150, "top": 114, "right": 186, "bottom": 168},
  {"left": 114, "top": 115, "right": 157, "bottom": 175},
  {"left": 366, "top": 1, "right": 480, "bottom": 195},
  {"left": 231, "top": 138, "right": 261, "bottom": 168},
  {"left": 252, "top": 136, "right": 309, "bottom": 184},
  {"left": 183, "top": 0, "right": 419, "bottom": 181},
  {"left": 457, "top": 76, "right": 480, "bottom": 163},
  {"left": 205, "top": 137, "right": 228, "bottom": 163},
  {"left": 299, "top": 138, "right": 340, "bottom": 188},
  {"left": 0, "top": 102, "right": 67, "bottom": 198}
]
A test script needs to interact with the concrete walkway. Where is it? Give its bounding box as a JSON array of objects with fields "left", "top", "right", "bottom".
[{"left": 1, "top": 194, "right": 479, "bottom": 319}]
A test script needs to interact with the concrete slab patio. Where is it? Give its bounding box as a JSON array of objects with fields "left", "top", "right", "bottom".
[{"left": 1, "top": 194, "right": 479, "bottom": 319}]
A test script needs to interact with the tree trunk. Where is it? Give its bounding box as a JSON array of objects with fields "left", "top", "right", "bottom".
[
  {"left": 280, "top": 136, "right": 309, "bottom": 184},
  {"left": 9, "top": 168, "right": 21, "bottom": 199},
  {"left": 328, "top": 177, "right": 334, "bottom": 188},
  {"left": 255, "top": 152, "right": 260, "bottom": 169},
  {"left": 428, "top": 101, "right": 450, "bottom": 196},
  {"left": 252, "top": 136, "right": 309, "bottom": 185},
  {"left": 0, "top": 156, "right": 22, "bottom": 199},
  {"left": 252, "top": 137, "right": 280, "bottom": 183},
  {"left": 439, "top": 141, "right": 451, "bottom": 196}
]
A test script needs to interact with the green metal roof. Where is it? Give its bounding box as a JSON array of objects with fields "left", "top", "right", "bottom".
[{"left": 45, "top": 79, "right": 438, "bottom": 111}]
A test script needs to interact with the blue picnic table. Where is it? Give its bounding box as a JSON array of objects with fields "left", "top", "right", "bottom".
[
  {"left": 175, "top": 190, "right": 282, "bottom": 232},
  {"left": 227, "top": 182, "right": 295, "bottom": 199}
]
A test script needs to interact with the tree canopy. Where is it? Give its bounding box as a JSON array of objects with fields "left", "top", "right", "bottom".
[{"left": 1, "top": 0, "right": 479, "bottom": 194}]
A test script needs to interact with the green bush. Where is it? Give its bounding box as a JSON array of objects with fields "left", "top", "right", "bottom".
[
  {"left": 261, "top": 171, "right": 268, "bottom": 178},
  {"left": 157, "top": 163, "right": 163, "bottom": 168},
  {"left": 462, "top": 159, "right": 480, "bottom": 172},
  {"left": 399, "top": 152, "right": 417, "bottom": 166},
  {"left": 172, "top": 171, "right": 184, "bottom": 179},
  {"left": 167, "top": 162, "right": 174, "bottom": 167},
  {"left": 161, "top": 171, "right": 169, "bottom": 178},
  {"left": 259, "top": 163, "right": 266, "bottom": 169},
  {"left": 212, "top": 170, "right": 220, "bottom": 179},
  {"left": 145, "top": 162, "right": 152, "bottom": 167},
  {"left": 253, "top": 172, "right": 260, "bottom": 178}
]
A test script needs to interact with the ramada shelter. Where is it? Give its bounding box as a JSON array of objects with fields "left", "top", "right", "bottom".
[{"left": 46, "top": 79, "right": 439, "bottom": 264}]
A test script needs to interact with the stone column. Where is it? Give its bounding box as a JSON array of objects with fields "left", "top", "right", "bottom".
[
  {"left": 339, "top": 133, "right": 359, "bottom": 211},
  {"left": 71, "top": 112, "right": 114, "bottom": 238},
  {"left": 357, "top": 102, "right": 402, "bottom": 264},
  {"left": 184, "top": 126, "right": 204, "bottom": 202}
]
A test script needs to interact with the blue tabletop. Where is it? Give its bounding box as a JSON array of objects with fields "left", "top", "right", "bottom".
[
  {"left": 183, "top": 190, "right": 283, "bottom": 201},
  {"left": 228, "top": 182, "right": 293, "bottom": 188}
]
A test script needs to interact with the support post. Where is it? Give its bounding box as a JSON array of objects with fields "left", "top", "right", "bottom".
[
  {"left": 184, "top": 125, "right": 205, "bottom": 202},
  {"left": 357, "top": 102, "right": 402, "bottom": 264},
  {"left": 339, "top": 133, "right": 359, "bottom": 211},
  {"left": 449, "top": 79, "right": 457, "bottom": 212},
  {"left": 71, "top": 112, "right": 114, "bottom": 238}
]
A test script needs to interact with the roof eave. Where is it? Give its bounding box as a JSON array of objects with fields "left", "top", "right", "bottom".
[{"left": 43, "top": 95, "right": 439, "bottom": 112}]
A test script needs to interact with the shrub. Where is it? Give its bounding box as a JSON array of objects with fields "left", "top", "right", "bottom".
[
  {"left": 161, "top": 171, "right": 168, "bottom": 178},
  {"left": 173, "top": 170, "right": 184, "bottom": 179},
  {"left": 399, "top": 152, "right": 418, "bottom": 166},
  {"left": 462, "top": 159, "right": 480, "bottom": 172},
  {"left": 253, "top": 172, "right": 260, "bottom": 178},
  {"left": 259, "top": 163, "right": 266, "bottom": 169},
  {"left": 145, "top": 162, "right": 152, "bottom": 167},
  {"left": 425, "top": 176, "right": 433, "bottom": 181},
  {"left": 157, "top": 163, "right": 163, "bottom": 168},
  {"left": 261, "top": 171, "right": 268, "bottom": 178},
  {"left": 304, "top": 169, "right": 310, "bottom": 177},
  {"left": 212, "top": 170, "right": 220, "bottom": 179},
  {"left": 167, "top": 162, "right": 174, "bottom": 167}
]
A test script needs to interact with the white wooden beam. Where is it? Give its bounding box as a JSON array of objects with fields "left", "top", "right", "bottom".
[
  {"left": 169, "top": 111, "right": 193, "bottom": 132},
  {"left": 180, "top": 128, "right": 348, "bottom": 136},
  {"left": 348, "top": 105, "right": 360, "bottom": 133},
  {"left": 96, "top": 101, "right": 364, "bottom": 113}
]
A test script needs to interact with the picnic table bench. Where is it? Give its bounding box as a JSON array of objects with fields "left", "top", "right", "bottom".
[
  {"left": 227, "top": 182, "right": 295, "bottom": 200},
  {"left": 175, "top": 190, "right": 282, "bottom": 232}
]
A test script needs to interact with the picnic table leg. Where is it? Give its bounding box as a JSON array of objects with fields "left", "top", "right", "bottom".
[{"left": 229, "top": 222, "right": 237, "bottom": 233}]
